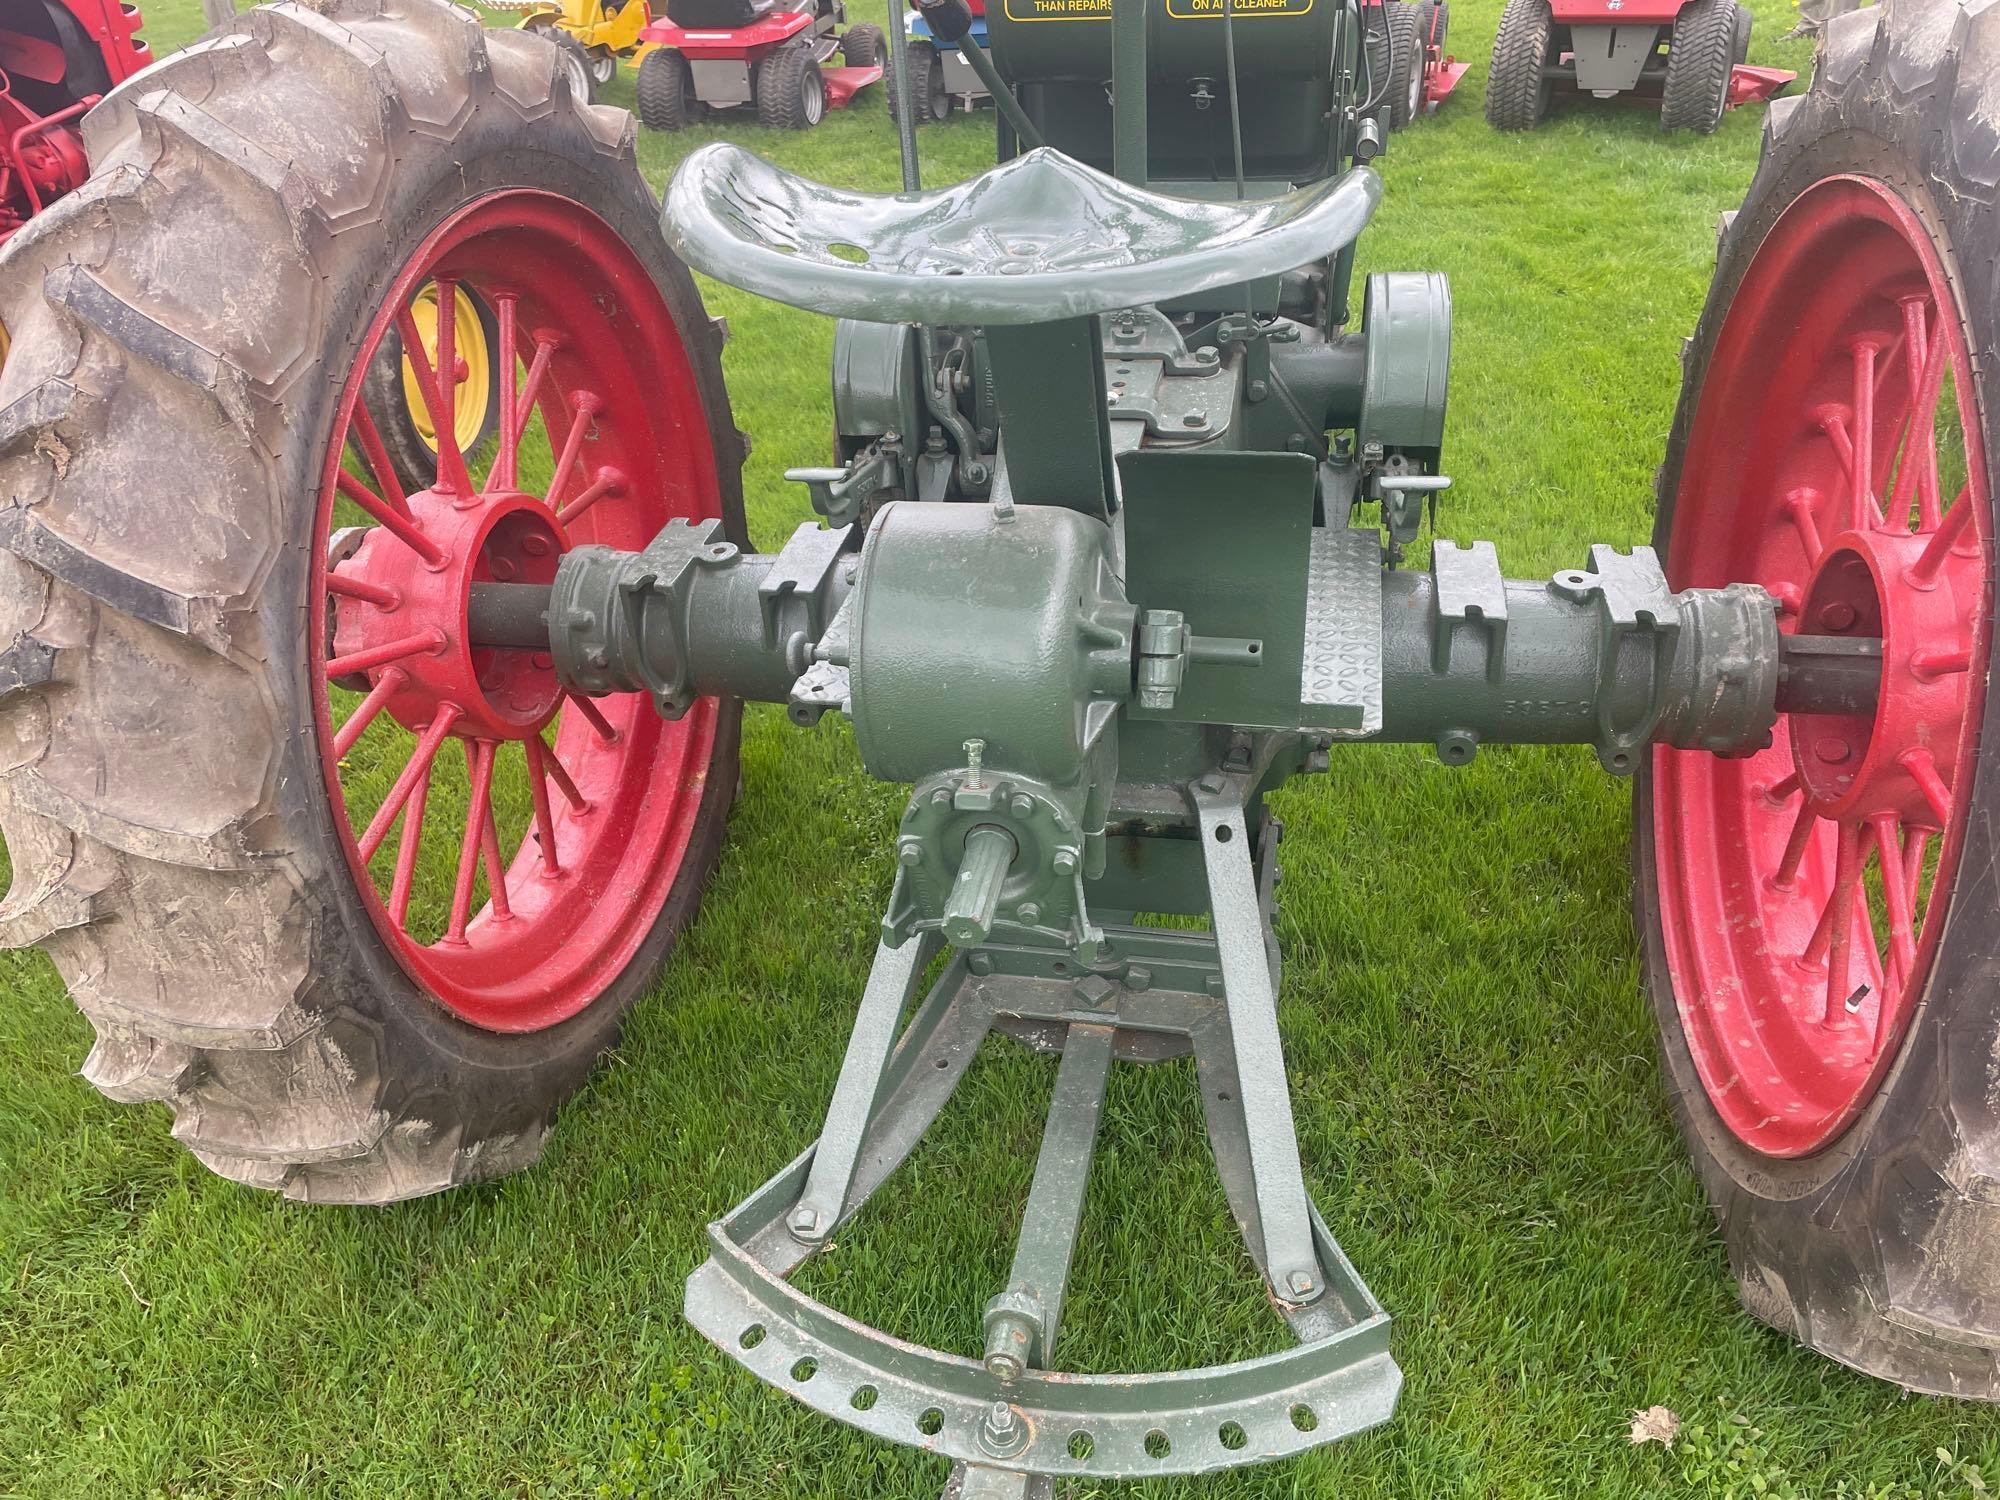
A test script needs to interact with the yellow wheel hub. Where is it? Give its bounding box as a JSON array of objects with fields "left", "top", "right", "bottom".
[{"left": 399, "top": 281, "right": 492, "bottom": 456}]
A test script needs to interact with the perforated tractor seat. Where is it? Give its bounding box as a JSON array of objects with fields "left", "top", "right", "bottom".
[{"left": 664, "top": 0, "right": 776, "bottom": 29}]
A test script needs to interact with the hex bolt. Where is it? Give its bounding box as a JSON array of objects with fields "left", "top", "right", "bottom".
[
  {"left": 1052, "top": 848, "right": 1079, "bottom": 876},
  {"left": 979, "top": 1400, "right": 1029, "bottom": 1458},
  {"left": 788, "top": 1205, "right": 825, "bottom": 1243},
  {"left": 1011, "top": 792, "right": 1034, "bottom": 818},
  {"left": 1286, "top": 1270, "right": 1320, "bottom": 1300},
  {"left": 898, "top": 838, "right": 925, "bottom": 867},
  {"left": 1017, "top": 901, "right": 1041, "bottom": 925},
  {"left": 983, "top": 1312, "right": 1034, "bottom": 1386}
]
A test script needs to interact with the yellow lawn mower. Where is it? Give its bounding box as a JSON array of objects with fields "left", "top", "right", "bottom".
[
  {"left": 490, "top": 0, "right": 654, "bottom": 100},
  {"left": 361, "top": 279, "right": 502, "bottom": 493}
]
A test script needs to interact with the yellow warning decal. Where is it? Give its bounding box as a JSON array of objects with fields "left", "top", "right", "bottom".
[
  {"left": 1001, "top": 0, "right": 1110, "bottom": 20},
  {"left": 1166, "top": 0, "right": 1312, "bottom": 16}
]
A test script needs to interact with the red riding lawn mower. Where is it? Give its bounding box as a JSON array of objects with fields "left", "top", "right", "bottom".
[
  {"left": 635, "top": 0, "right": 884, "bottom": 130},
  {"left": 0, "top": 0, "right": 148, "bottom": 256},
  {"left": 1362, "top": 0, "right": 1467, "bottom": 129},
  {"left": 1487, "top": 0, "right": 1794, "bottom": 132}
]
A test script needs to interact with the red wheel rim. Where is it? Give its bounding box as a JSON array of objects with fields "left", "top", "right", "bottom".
[
  {"left": 310, "top": 190, "right": 721, "bottom": 1033},
  {"left": 1654, "top": 175, "right": 1991, "bottom": 1156}
]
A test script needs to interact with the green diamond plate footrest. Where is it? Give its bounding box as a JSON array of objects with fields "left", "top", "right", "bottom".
[
  {"left": 684, "top": 1146, "right": 1401, "bottom": 1481},
  {"left": 663, "top": 144, "right": 1382, "bottom": 327}
]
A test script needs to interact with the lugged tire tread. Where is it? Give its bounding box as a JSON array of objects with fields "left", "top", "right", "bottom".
[
  {"left": 0, "top": 0, "right": 741, "bottom": 1202},
  {"left": 1641, "top": 0, "right": 2000, "bottom": 1397}
]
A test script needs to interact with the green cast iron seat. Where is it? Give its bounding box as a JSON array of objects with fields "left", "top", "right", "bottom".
[{"left": 663, "top": 144, "right": 1383, "bottom": 326}]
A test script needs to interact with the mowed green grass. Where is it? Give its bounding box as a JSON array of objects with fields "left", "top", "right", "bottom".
[{"left": 6, "top": 1, "right": 2000, "bottom": 1495}]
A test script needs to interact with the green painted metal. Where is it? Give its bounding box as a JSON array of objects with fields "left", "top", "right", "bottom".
[
  {"left": 662, "top": 144, "right": 1382, "bottom": 326},
  {"left": 496, "top": 2, "right": 1822, "bottom": 1487}
]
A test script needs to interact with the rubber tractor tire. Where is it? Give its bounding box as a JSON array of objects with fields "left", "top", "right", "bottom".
[
  {"left": 637, "top": 45, "right": 701, "bottom": 129},
  {"left": 755, "top": 38, "right": 826, "bottom": 129},
  {"left": 360, "top": 280, "right": 502, "bottom": 497},
  {"left": 840, "top": 21, "right": 884, "bottom": 67},
  {"left": 1382, "top": 1, "right": 1422, "bottom": 130},
  {"left": 1660, "top": 0, "right": 1737, "bottom": 133},
  {"left": 1639, "top": 0, "right": 2000, "bottom": 1396},
  {"left": 887, "top": 36, "right": 951, "bottom": 125},
  {"left": 1733, "top": 0, "right": 1752, "bottom": 64},
  {"left": 1485, "top": 0, "right": 1553, "bottom": 130},
  {"left": 0, "top": 0, "right": 744, "bottom": 1203}
]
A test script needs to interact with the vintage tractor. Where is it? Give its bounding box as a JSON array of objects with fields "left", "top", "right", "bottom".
[
  {"left": 633, "top": 0, "right": 883, "bottom": 130},
  {"left": 1, "top": 0, "right": 1997, "bottom": 1488},
  {"left": 0, "top": 0, "right": 148, "bottom": 251},
  {"left": 1487, "top": 0, "right": 1794, "bottom": 131}
]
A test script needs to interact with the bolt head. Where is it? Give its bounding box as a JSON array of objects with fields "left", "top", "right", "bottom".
[
  {"left": 1287, "top": 1270, "right": 1316, "bottom": 1298},
  {"left": 898, "top": 839, "right": 925, "bottom": 867},
  {"left": 985, "top": 1352, "right": 1025, "bottom": 1385},
  {"left": 788, "top": 1206, "right": 822, "bottom": 1239},
  {"left": 1011, "top": 793, "right": 1034, "bottom": 817},
  {"left": 1017, "top": 902, "right": 1041, "bottom": 924},
  {"left": 1052, "top": 849, "right": 1078, "bottom": 876}
]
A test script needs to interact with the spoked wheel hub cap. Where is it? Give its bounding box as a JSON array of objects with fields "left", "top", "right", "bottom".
[
  {"left": 1655, "top": 175, "right": 1991, "bottom": 1156},
  {"left": 312, "top": 190, "right": 721, "bottom": 1032}
]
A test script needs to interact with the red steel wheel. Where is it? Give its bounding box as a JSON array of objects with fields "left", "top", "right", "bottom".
[
  {"left": 0, "top": 0, "right": 742, "bottom": 1202},
  {"left": 1653, "top": 175, "right": 1991, "bottom": 1158},
  {"left": 317, "top": 190, "right": 724, "bottom": 1033},
  {"left": 1639, "top": 0, "right": 2000, "bottom": 1396}
]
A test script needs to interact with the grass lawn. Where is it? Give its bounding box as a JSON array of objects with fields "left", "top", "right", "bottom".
[{"left": 6, "top": 0, "right": 2000, "bottom": 1495}]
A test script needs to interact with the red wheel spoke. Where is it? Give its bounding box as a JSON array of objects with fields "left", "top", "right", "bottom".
[
  {"left": 463, "top": 739, "right": 513, "bottom": 923},
  {"left": 565, "top": 691, "right": 619, "bottom": 744},
  {"left": 333, "top": 665, "right": 407, "bottom": 759},
  {"left": 337, "top": 470, "right": 447, "bottom": 567},
  {"left": 523, "top": 734, "right": 562, "bottom": 876},
  {"left": 539, "top": 733, "right": 590, "bottom": 812},
  {"left": 446, "top": 735, "right": 499, "bottom": 943},
  {"left": 396, "top": 299, "right": 474, "bottom": 498},
  {"left": 1911, "top": 484, "right": 1974, "bottom": 583},
  {"left": 1851, "top": 340, "right": 1888, "bottom": 529},
  {"left": 357, "top": 705, "right": 460, "bottom": 862},
  {"left": 1898, "top": 746, "right": 1954, "bottom": 828},
  {"left": 1871, "top": 813, "right": 1918, "bottom": 1001},
  {"left": 1819, "top": 820, "right": 1865, "bottom": 1029},
  {"left": 327, "top": 569, "right": 399, "bottom": 608},
  {"left": 1764, "top": 771, "right": 1802, "bottom": 804},
  {"left": 513, "top": 335, "right": 557, "bottom": 436},
  {"left": 1911, "top": 644, "right": 1972, "bottom": 680},
  {"left": 1771, "top": 798, "right": 1818, "bottom": 892},
  {"left": 558, "top": 468, "right": 622, "bottom": 526},
  {"left": 1902, "top": 827, "right": 1930, "bottom": 909},
  {"left": 547, "top": 395, "right": 601, "bottom": 511},
  {"left": 326, "top": 627, "right": 443, "bottom": 681},
  {"left": 1785, "top": 488, "right": 1824, "bottom": 567},
  {"left": 348, "top": 402, "right": 410, "bottom": 517},
  {"left": 491, "top": 293, "right": 521, "bottom": 493},
  {"left": 1888, "top": 298, "right": 1947, "bottom": 531},
  {"left": 388, "top": 750, "right": 434, "bottom": 928}
]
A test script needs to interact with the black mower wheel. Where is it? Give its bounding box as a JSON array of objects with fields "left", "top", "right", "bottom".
[
  {"left": 886, "top": 36, "right": 952, "bottom": 124},
  {"left": 1416, "top": 0, "right": 1448, "bottom": 59},
  {"left": 551, "top": 28, "right": 598, "bottom": 104},
  {"left": 1485, "top": 0, "right": 1553, "bottom": 130},
  {"left": 1660, "top": 0, "right": 1735, "bottom": 132},
  {"left": 637, "top": 45, "right": 700, "bottom": 129},
  {"left": 360, "top": 282, "right": 502, "bottom": 498},
  {"left": 1383, "top": 1, "right": 1423, "bottom": 130},
  {"left": 0, "top": 0, "right": 743, "bottom": 1202},
  {"left": 755, "top": 38, "right": 826, "bottom": 129},
  {"left": 1639, "top": 0, "right": 2000, "bottom": 1395},
  {"left": 1732, "top": 0, "right": 1752, "bottom": 63},
  {"left": 840, "top": 21, "right": 884, "bottom": 67}
]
